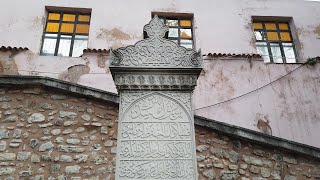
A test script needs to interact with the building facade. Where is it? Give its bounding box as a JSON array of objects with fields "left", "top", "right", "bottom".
[{"left": 0, "top": 0, "right": 320, "bottom": 178}]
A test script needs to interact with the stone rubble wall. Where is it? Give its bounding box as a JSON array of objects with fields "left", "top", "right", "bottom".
[
  {"left": 0, "top": 87, "right": 118, "bottom": 179},
  {"left": 195, "top": 126, "right": 320, "bottom": 180},
  {"left": 0, "top": 87, "right": 320, "bottom": 179}
]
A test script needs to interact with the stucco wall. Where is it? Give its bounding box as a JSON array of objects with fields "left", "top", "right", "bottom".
[
  {"left": 0, "top": 0, "right": 320, "bottom": 148},
  {"left": 0, "top": 0, "right": 320, "bottom": 57}
]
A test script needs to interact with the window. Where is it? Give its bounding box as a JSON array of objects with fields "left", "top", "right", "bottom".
[
  {"left": 41, "top": 11, "right": 91, "bottom": 57},
  {"left": 253, "top": 21, "right": 297, "bottom": 63},
  {"left": 156, "top": 15, "right": 194, "bottom": 49}
]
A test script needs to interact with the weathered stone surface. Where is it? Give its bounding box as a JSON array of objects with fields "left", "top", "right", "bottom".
[
  {"left": 242, "top": 155, "right": 272, "bottom": 167},
  {"left": 100, "top": 127, "right": 108, "bottom": 134},
  {"left": 197, "top": 155, "right": 206, "bottom": 162},
  {"left": 229, "top": 150, "right": 240, "bottom": 163},
  {"left": 65, "top": 165, "right": 81, "bottom": 174},
  {"left": 81, "top": 113, "right": 91, "bottom": 121},
  {"left": 9, "top": 142, "right": 20, "bottom": 148},
  {"left": 64, "top": 120, "right": 78, "bottom": 126},
  {"left": 51, "top": 129, "right": 61, "bottom": 135},
  {"left": 66, "top": 138, "right": 80, "bottom": 145},
  {"left": 210, "top": 147, "right": 229, "bottom": 159},
  {"left": 39, "top": 141, "right": 54, "bottom": 151},
  {"left": 74, "top": 154, "right": 89, "bottom": 163},
  {"left": 62, "top": 129, "right": 73, "bottom": 134},
  {"left": 34, "top": 175, "right": 45, "bottom": 180},
  {"left": 197, "top": 145, "right": 209, "bottom": 152},
  {"left": 94, "top": 155, "right": 107, "bottom": 165},
  {"left": 51, "top": 94, "right": 67, "bottom": 100},
  {"left": 54, "top": 137, "right": 64, "bottom": 144},
  {"left": 40, "top": 102, "right": 55, "bottom": 110},
  {"left": 284, "top": 175, "right": 297, "bottom": 180},
  {"left": 220, "top": 170, "right": 240, "bottom": 180},
  {"left": 59, "top": 111, "right": 77, "bottom": 119},
  {"left": 60, "top": 155, "right": 72, "bottom": 162},
  {"left": 17, "top": 151, "right": 31, "bottom": 161},
  {"left": 58, "top": 145, "right": 85, "bottom": 153},
  {"left": 0, "top": 153, "right": 16, "bottom": 161},
  {"left": 229, "top": 164, "right": 238, "bottom": 170},
  {"left": 203, "top": 169, "right": 216, "bottom": 179},
  {"left": 2, "top": 115, "right": 18, "bottom": 122},
  {"left": 31, "top": 154, "right": 40, "bottom": 163},
  {"left": 111, "top": 147, "right": 117, "bottom": 154},
  {"left": 0, "top": 140, "right": 6, "bottom": 151},
  {"left": 104, "top": 140, "right": 113, "bottom": 147},
  {"left": 0, "top": 129, "right": 10, "bottom": 139},
  {"left": 75, "top": 127, "right": 85, "bottom": 133},
  {"left": 12, "top": 129, "right": 22, "bottom": 138},
  {"left": 0, "top": 96, "right": 11, "bottom": 102},
  {"left": 27, "top": 113, "right": 45, "bottom": 123},
  {"left": 51, "top": 164, "right": 61, "bottom": 173},
  {"left": 249, "top": 165, "right": 260, "bottom": 174},
  {"left": 283, "top": 156, "right": 298, "bottom": 164},
  {"left": 0, "top": 167, "right": 15, "bottom": 175},
  {"left": 261, "top": 167, "right": 271, "bottom": 178}
]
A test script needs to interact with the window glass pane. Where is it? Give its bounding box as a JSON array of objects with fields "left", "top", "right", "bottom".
[
  {"left": 279, "top": 23, "right": 289, "bottom": 30},
  {"left": 60, "top": 23, "right": 74, "bottom": 33},
  {"left": 280, "top": 32, "right": 292, "bottom": 41},
  {"left": 72, "top": 39, "right": 88, "bottom": 57},
  {"left": 180, "top": 39, "right": 193, "bottom": 49},
  {"left": 180, "top": 20, "right": 191, "bottom": 27},
  {"left": 252, "top": 23, "right": 263, "bottom": 30},
  {"left": 57, "top": 35, "right": 72, "bottom": 56},
  {"left": 42, "top": 38, "right": 57, "bottom": 55},
  {"left": 267, "top": 32, "right": 279, "bottom": 41},
  {"left": 45, "top": 33, "right": 58, "bottom": 38},
  {"left": 74, "top": 35, "right": 88, "bottom": 40},
  {"left": 270, "top": 43, "right": 283, "bottom": 63},
  {"left": 46, "top": 23, "right": 60, "bottom": 32},
  {"left": 168, "top": 28, "right": 178, "bottom": 37},
  {"left": 166, "top": 20, "right": 178, "bottom": 27},
  {"left": 254, "top": 31, "right": 266, "bottom": 40},
  {"left": 78, "top": 15, "right": 90, "bottom": 22},
  {"left": 180, "top": 29, "right": 192, "bottom": 38},
  {"left": 48, "top": 13, "right": 60, "bottom": 20},
  {"left": 256, "top": 42, "right": 270, "bottom": 63},
  {"left": 76, "top": 24, "right": 90, "bottom": 34},
  {"left": 265, "top": 23, "right": 277, "bottom": 30},
  {"left": 283, "top": 43, "right": 296, "bottom": 63},
  {"left": 63, "top": 14, "right": 76, "bottom": 22}
]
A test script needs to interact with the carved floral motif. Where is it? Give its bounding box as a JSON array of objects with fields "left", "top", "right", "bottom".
[{"left": 110, "top": 15, "right": 202, "bottom": 68}]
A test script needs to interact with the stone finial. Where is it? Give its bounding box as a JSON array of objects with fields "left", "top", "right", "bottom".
[
  {"left": 109, "top": 15, "right": 203, "bottom": 68},
  {"left": 143, "top": 15, "right": 169, "bottom": 38}
]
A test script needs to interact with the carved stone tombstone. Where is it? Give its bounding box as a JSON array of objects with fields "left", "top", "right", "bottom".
[{"left": 110, "top": 15, "right": 203, "bottom": 180}]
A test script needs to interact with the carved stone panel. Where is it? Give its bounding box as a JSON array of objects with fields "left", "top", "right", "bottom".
[{"left": 116, "top": 92, "right": 197, "bottom": 180}]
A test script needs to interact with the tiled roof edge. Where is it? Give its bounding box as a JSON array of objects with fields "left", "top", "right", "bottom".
[
  {"left": 0, "top": 75, "right": 319, "bottom": 159},
  {"left": 0, "top": 46, "right": 29, "bottom": 52},
  {"left": 194, "top": 115, "right": 320, "bottom": 159},
  {"left": 205, "top": 53, "right": 262, "bottom": 58},
  {"left": 0, "top": 75, "right": 119, "bottom": 104},
  {"left": 83, "top": 48, "right": 110, "bottom": 53}
]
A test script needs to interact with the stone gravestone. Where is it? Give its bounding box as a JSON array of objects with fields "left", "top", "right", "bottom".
[{"left": 110, "top": 15, "right": 203, "bottom": 180}]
